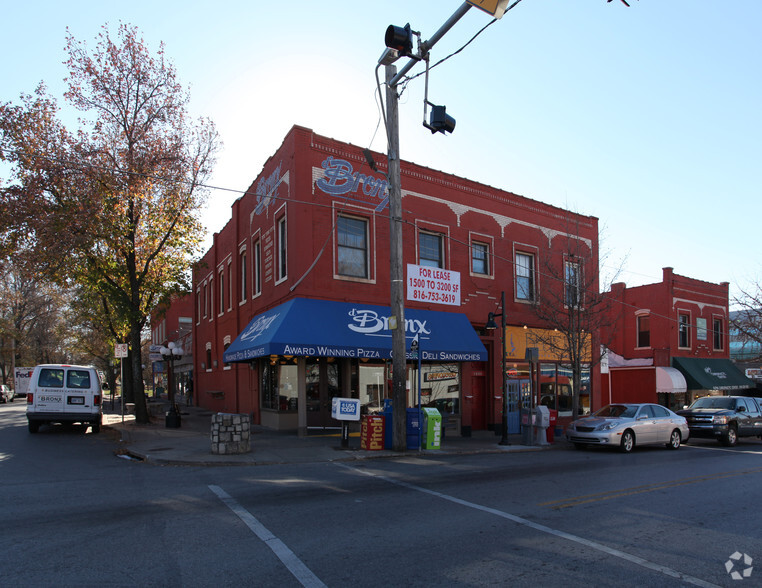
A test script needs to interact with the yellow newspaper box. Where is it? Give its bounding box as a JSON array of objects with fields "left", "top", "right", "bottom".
[{"left": 421, "top": 408, "right": 442, "bottom": 450}]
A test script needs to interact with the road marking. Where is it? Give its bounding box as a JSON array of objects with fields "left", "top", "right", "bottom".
[
  {"left": 338, "top": 464, "right": 719, "bottom": 588},
  {"left": 208, "top": 485, "right": 326, "bottom": 588}
]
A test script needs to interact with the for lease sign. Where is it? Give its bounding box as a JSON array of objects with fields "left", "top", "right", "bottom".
[{"left": 407, "top": 264, "right": 460, "bottom": 306}]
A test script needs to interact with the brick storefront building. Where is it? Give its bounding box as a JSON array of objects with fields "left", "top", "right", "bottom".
[
  {"left": 192, "top": 126, "right": 599, "bottom": 435},
  {"left": 601, "top": 267, "right": 753, "bottom": 410}
]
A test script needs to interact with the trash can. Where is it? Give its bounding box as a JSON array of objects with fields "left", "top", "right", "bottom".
[
  {"left": 360, "top": 415, "right": 385, "bottom": 451},
  {"left": 406, "top": 408, "right": 421, "bottom": 450},
  {"left": 547, "top": 409, "right": 558, "bottom": 443},
  {"left": 421, "top": 407, "right": 442, "bottom": 450}
]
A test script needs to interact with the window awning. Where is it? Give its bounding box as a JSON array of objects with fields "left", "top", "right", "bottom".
[
  {"left": 655, "top": 367, "right": 687, "bottom": 394},
  {"left": 672, "top": 357, "right": 754, "bottom": 391},
  {"left": 223, "top": 298, "right": 487, "bottom": 364}
]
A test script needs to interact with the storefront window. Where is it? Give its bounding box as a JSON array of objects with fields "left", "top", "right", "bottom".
[
  {"left": 358, "top": 363, "right": 386, "bottom": 413},
  {"left": 260, "top": 358, "right": 298, "bottom": 412},
  {"left": 557, "top": 364, "right": 573, "bottom": 417},
  {"left": 415, "top": 363, "right": 461, "bottom": 416}
]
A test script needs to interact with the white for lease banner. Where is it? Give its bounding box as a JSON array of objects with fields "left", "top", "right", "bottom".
[{"left": 407, "top": 264, "right": 461, "bottom": 306}]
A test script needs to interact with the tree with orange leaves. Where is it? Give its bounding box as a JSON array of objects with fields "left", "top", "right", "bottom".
[{"left": 0, "top": 24, "right": 219, "bottom": 423}]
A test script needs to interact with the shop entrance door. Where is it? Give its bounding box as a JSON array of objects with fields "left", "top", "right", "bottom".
[
  {"left": 470, "top": 372, "right": 486, "bottom": 430},
  {"left": 306, "top": 359, "right": 342, "bottom": 430},
  {"left": 505, "top": 380, "right": 524, "bottom": 434}
]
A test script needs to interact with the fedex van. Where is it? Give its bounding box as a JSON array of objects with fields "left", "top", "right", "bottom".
[{"left": 26, "top": 364, "right": 103, "bottom": 433}]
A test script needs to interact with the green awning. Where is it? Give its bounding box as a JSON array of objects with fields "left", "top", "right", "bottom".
[{"left": 672, "top": 357, "right": 754, "bottom": 391}]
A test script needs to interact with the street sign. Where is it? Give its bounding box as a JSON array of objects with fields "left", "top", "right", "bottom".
[
  {"left": 115, "top": 343, "right": 129, "bottom": 359},
  {"left": 466, "top": 0, "right": 511, "bottom": 19}
]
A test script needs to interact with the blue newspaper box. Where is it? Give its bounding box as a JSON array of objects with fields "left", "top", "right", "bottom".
[{"left": 380, "top": 401, "right": 421, "bottom": 450}]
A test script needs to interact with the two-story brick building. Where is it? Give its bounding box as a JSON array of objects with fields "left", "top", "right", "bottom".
[
  {"left": 601, "top": 267, "right": 754, "bottom": 410},
  {"left": 192, "top": 126, "right": 599, "bottom": 435}
]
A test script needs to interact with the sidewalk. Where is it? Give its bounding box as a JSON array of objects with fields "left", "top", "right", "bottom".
[{"left": 103, "top": 399, "right": 558, "bottom": 466}]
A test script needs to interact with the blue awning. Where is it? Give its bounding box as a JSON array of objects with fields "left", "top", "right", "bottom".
[{"left": 224, "top": 298, "right": 487, "bottom": 363}]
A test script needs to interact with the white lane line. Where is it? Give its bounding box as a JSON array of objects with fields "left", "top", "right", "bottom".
[
  {"left": 338, "top": 464, "right": 719, "bottom": 588},
  {"left": 683, "top": 444, "right": 762, "bottom": 455},
  {"left": 209, "top": 485, "right": 326, "bottom": 588}
]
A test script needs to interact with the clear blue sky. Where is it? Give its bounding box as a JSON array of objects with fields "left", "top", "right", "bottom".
[{"left": 2, "top": 1, "right": 760, "bottom": 301}]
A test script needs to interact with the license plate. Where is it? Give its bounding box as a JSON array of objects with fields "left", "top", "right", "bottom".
[{"left": 69, "top": 397, "right": 85, "bottom": 405}]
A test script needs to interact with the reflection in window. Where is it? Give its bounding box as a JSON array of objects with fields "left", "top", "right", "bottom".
[
  {"left": 419, "top": 232, "right": 443, "bottom": 268},
  {"left": 471, "top": 242, "right": 489, "bottom": 275},
  {"left": 337, "top": 216, "right": 368, "bottom": 278},
  {"left": 261, "top": 359, "right": 298, "bottom": 412}
]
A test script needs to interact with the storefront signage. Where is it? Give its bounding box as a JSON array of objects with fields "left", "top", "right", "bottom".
[
  {"left": 254, "top": 162, "right": 287, "bottom": 215},
  {"left": 425, "top": 372, "right": 457, "bottom": 382},
  {"left": 315, "top": 156, "right": 390, "bottom": 210},
  {"left": 407, "top": 264, "right": 461, "bottom": 306}
]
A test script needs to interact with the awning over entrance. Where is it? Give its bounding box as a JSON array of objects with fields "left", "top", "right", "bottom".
[
  {"left": 672, "top": 357, "right": 754, "bottom": 392},
  {"left": 223, "top": 297, "right": 487, "bottom": 364},
  {"left": 655, "top": 367, "right": 687, "bottom": 394}
]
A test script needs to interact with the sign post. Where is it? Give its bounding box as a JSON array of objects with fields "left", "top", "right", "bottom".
[
  {"left": 115, "top": 343, "right": 129, "bottom": 422},
  {"left": 331, "top": 398, "right": 361, "bottom": 448}
]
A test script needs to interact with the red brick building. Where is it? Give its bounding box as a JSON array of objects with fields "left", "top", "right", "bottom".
[
  {"left": 150, "top": 294, "right": 194, "bottom": 400},
  {"left": 601, "top": 267, "right": 753, "bottom": 410},
  {"left": 192, "top": 126, "right": 599, "bottom": 435}
]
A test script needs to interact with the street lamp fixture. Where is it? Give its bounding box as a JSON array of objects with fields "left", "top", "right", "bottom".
[
  {"left": 485, "top": 291, "right": 510, "bottom": 445},
  {"left": 160, "top": 341, "right": 184, "bottom": 428}
]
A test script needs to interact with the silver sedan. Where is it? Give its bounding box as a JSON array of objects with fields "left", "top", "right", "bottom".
[{"left": 565, "top": 403, "right": 690, "bottom": 453}]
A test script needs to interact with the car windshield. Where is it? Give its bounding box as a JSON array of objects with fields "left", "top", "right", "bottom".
[
  {"left": 593, "top": 404, "right": 638, "bottom": 418},
  {"left": 690, "top": 397, "right": 734, "bottom": 410}
]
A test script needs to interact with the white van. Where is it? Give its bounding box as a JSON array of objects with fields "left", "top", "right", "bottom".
[{"left": 26, "top": 364, "right": 103, "bottom": 433}]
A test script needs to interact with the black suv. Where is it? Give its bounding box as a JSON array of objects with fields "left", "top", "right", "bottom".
[{"left": 677, "top": 396, "right": 762, "bottom": 446}]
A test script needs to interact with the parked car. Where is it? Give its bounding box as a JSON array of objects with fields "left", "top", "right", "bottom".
[
  {"left": 0, "top": 384, "right": 14, "bottom": 403},
  {"left": 676, "top": 396, "right": 762, "bottom": 446},
  {"left": 565, "top": 403, "right": 690, "bottom": 453}
]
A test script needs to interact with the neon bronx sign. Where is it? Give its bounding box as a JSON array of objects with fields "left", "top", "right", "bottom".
[{"left": 316, "top": 156, "right": 389, "bottom": 211}]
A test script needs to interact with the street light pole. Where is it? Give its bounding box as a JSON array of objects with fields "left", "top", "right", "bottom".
[
  {"left": 161, "top": 341, "right": 184, "bottom": 428},
  {"left": 485, "top": 291, "right": 510, "bottom": 445}
]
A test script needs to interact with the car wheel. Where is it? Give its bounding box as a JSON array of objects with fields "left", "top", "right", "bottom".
[
  {"left": 90, "top": 423, "right": 100, "bottom": 434},
  {"left": 28, "top": 420, "right": 40, "bottom": 434},
  {"left": 721, "top": 425, "right": 738, "bottom": 447},
  {"left": 666, "top": 429, "right": 681, "bottom": 450},
  {"left": 620, "top": 430, "right": 635, "bottom": 453}
]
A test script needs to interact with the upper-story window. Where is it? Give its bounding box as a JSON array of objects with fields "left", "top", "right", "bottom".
[
  {"left": 564, "top": 260, "right": 581, "bottom": 308},
  {"left": 218, "top": 269, "right": 225, "bottom": 315},
  {"left": 240, "top": 249, "right": 247, "bottom": 302},
  {"left": 515, "top": 252, "right": 535, "bottom": 301},
  {"left": 678, "top": 312, "right": 691, "bottom": 348},
  {"left": 471, "top": 242, "right": 489, "bottom": 276},
  {"left": 419, "top": 232, "right": 444, "bottom": 268},
  {"left": 713, "top": 318, "right": 724, "bottom": 351},
  {"left": 637, "top": 314, "right": 650, "bottom": 348},
  {"left": 337, "top": 215, "right": 368, "bottom": 278},
  {"left": 253, "top": 239, "right": 262, "bottom": 297},
  {"left": 277, "top": 215, "right": 287, "bottom": 282}
]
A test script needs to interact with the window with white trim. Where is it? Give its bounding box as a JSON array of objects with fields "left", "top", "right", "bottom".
[{"left": 515, "top": 252, "right": 535, "bottom": 301}]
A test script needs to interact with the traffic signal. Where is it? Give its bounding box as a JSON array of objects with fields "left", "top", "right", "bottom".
[
  {"left": 385, "top": 24, "right": 415, "bottom": 58},
  {"left": 426, "top": 105, "right": 456, "bottom": 134}
]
